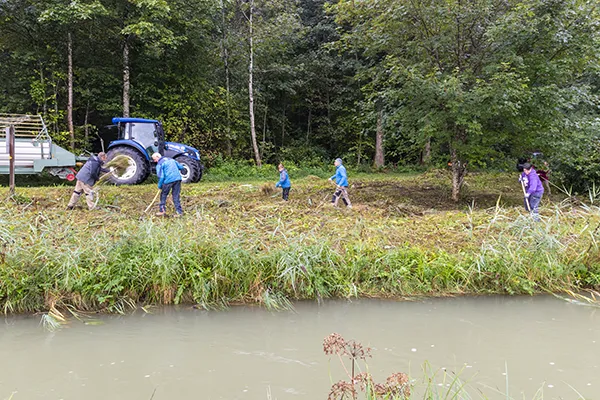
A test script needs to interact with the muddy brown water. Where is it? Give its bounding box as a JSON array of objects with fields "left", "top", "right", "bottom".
[{"left": 1, "top": 296, "right": 598, "bottom": 399}]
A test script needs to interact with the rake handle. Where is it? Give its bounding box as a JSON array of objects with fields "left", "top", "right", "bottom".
[
  {"left": 144, "top": 190, "right": 161, "bottom": 213},
  {"left": 520, "top": 179, "right": 531, "bottom": 211}
]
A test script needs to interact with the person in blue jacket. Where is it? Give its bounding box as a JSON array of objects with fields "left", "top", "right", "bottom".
[
  {"left": 275, "top": 163, "right": 291, "bottom": 201},
  {"left": 520, "top": 162, "right": 544, "bottom": 220},
  {"left": 328, "top": 158, "right": 352, "bottom": 208},
  {"left": 152, "top": 152, "right": 185, "bottom": 216}
]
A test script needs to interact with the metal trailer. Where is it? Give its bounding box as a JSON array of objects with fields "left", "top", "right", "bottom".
[{"left": 0, "top": 113, "right": 84, "bottom": 181}]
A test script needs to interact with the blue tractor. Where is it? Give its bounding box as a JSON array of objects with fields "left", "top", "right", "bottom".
[{"left": 104, "top": 117, "right": 203, "bottom": 185}]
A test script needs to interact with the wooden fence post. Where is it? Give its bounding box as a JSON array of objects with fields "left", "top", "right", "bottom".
[{"left": 8, "top": 124, "right": 15, "bottom": 195}]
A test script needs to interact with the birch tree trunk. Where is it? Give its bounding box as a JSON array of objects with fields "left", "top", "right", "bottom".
[
  {"left": 122, "top": 37, "right": 131, "bottom": 118},
  {"left": 248, "top": 0, "right": 261, "bottom": 167},
  {"left": 221, "top": 0, "right": 232, "bottom": 157},
  {"left": 67, "top": 32, "right": 74, "bottom": 150},
  {"left": 40, "top": 66, "right": 46, "bottom": 115}
]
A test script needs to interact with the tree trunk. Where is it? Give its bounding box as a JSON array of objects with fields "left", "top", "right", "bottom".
[
  {"left": 122, "top": 37, "right": 131, "bottom": 118},
  {"left": 450, "top": 147, "right": 467, "bottom": 202},
  {"left": 422, "top": 137, "right": 431, "bottom": 165},
  {"left": 374, "top": 108, "right": 384, "bottom": 168},
  {"left": 67, "top": 32, "right": 74, "bottom": 150},
  {"left": 326, "top": 91, "right": 331, "bottom": 125},
  {"left": 281, "top": 106, "right": 286, "bottom": 147},
  {"left": 39, "top": 65, "right": 46, "bottom": 115},
  {"left": 84, "top": 100, "right": 90, "bottom": 149},
  {"left": 306, "top": 108, "right": 311, "bottom": 142},
  {"left": 262, "top": 105, "right": 268, "bottom": 142},
  {"left": 248, "top": 0, "right": 261, "bottom": 167},
  {"left": 221, "top": 0, "right": 232, "bottom": 157},
  {"left": 53, "top": 78, "right": 59, "bottom": 134}
]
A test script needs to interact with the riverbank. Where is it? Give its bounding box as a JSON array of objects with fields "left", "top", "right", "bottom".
[{"left": 1, "top": 170, "right": 599, "bottom": 314}]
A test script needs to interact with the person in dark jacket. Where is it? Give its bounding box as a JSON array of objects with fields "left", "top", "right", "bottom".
[
  {"left": 520, "top": 162, "right": 544, "bottom": 220},
  {"left": 275, "top": 163, "right": 291, "bottom": 201},
  {"left": 329, "top": 158, "right": 352, "bottom": 208},
  {"left": 67, "top": 152, "right": 108, "bottom": 210},
  {"left": 152, "top": 152, "right": 185, "bottom": 216},
  {"left": 535, "top": 160, "right": 551, "bottom": 195}
]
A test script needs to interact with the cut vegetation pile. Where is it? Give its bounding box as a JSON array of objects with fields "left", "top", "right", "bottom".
[
  {"left": 94, "top": 155, "right": 131, "bottom": 186},
  {"left": 1, "top": 171, "right": 599, "bottom": 314}
]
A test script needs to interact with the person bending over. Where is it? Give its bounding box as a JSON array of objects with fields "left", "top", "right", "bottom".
[
  {"left": 152, "top": 152, "right": 185, "bottom": 217},
  {"left": 67, "top": 152, "right": 108, "bottom": 210}
]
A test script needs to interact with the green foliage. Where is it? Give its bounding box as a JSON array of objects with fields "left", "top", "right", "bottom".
[
  {"left": 38, "top": 0, "right": 108, "bottom": 24},
  {"left": 203, "top": 158, "right": 332, "bottom": 181},
  {"left": 330, "top": 0, "right": 600, "bottom": 192},
  {"left": 1, "top": 0, "right": 599, "bottom": 189}
]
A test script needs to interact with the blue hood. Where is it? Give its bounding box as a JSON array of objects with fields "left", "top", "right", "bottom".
[
  {"left": 112, "top": 117, "right": 159, "bottom": 124},
  {"left": 165, "top": 142, "right": 201, "bottom": 161}
]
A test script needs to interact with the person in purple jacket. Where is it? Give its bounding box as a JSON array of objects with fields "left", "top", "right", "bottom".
[{"left": 520, "top": 162, "right": 544, "bottom": 220}]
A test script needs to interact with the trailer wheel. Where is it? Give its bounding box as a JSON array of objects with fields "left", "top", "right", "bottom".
[
  {"left": 175, "top": 155, "right": 201, "bottom": 184},
  {"left": 47, "top": 167, "right": 77, "bottom": 181},
  {"left": 66, "top": 167, "right": 76, "bottom": 181},
  {"left": 106, "top": 147, "right": 150, "bottom": 185}
]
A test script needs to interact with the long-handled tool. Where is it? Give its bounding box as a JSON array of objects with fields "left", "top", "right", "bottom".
[
  {"left": 144, "top": 190, "right": 161, "bottom": 213},
  {"left": 314, "top": 191, "right": 333, "bottom": 209},
  {"left": 520, "top": 179, "right": 531, "bottom": 211},
  {"left": 92, "top": 188, "right": 100, "bottom": 209}
]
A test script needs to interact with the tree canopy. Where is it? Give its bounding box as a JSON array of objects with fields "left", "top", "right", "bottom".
[{"left": 1, "top": 0, "right": 599, "bottom": 195}]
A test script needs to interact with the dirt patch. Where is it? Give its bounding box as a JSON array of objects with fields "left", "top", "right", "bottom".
[{"left": 350, "top": 179, "right": 521, "bottom": 213}]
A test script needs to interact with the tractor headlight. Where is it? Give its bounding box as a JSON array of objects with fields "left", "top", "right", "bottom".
[{"left": 195, "top": 151, "right": 200, "bottom": 160}]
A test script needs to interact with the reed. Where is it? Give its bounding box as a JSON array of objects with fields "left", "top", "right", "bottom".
[
  {"left": 1, "top": 172, "right": 599, "bottom": 314},
  {"left": 95, "top": 155, "right": 131, "bottom": 186}
]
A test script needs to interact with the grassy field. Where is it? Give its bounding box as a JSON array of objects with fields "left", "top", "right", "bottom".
[{"left": 1, "top": 170, "right": 599, "bottom": 314}]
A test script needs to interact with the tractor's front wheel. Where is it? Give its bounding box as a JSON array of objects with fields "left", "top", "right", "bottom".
[
  {"left": 192, "top": 165, "right": 203, "bottom": 183},
  {"left": 175, "top": 155, "right": 201, "bottom": 184},
  {"left": 106, "top": 147, "right": 150, "bottom": 185}
]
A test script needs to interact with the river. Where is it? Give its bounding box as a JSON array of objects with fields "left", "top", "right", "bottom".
[{"left": 1, "top": 296, "right": 598, "bottom": 399}]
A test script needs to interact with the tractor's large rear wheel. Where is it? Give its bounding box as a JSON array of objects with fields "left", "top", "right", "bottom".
[
  {"left": 175, "top": 155, "right": 201, "bottom": 184},
  {"left": 106, "top": 147, "right": 150, "bottom": 185}
]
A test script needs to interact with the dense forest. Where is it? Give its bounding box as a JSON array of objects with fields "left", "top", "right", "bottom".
[{"left": 1, "top": 0, "right": 600, "bottom": 196}]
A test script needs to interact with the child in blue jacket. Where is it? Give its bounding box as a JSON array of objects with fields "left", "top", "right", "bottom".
[{"left": 275, "top": 163, "right": 291, "bottom": 201}]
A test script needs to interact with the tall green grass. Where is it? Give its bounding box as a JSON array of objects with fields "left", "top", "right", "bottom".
[{"left": 1, "top": 197, "right": 599, "bottom": 314}]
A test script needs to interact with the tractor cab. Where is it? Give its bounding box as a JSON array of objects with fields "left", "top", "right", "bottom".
[
  {"left": 105, "top": 117, "right": 203, "bottom": 185},
  {"left": 114, "top": 118, "right": 164, "bottom": 156}
]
